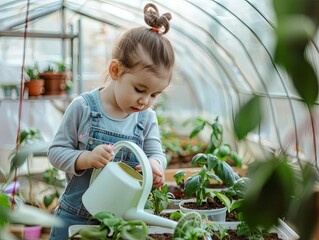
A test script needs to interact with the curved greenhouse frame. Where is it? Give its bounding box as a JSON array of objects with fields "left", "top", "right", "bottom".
[{"left": 0, "top": 1, "right": 318, "bottom": 239}]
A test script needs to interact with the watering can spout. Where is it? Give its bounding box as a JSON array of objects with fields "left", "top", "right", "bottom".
[{"left": 125, "top": 208, "right": 177, "bottom": 229}]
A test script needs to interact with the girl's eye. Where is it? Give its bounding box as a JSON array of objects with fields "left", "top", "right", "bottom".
[
  {"left": 151, "top": 93, "right": 158, "bottom": 98},
  {"left": 135, "top": 87, "right": 144, "bottom": 93}
]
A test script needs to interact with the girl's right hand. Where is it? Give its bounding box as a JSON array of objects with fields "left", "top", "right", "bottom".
[{"left": 88, "top": 144, "right": 115, "bottom": 169}]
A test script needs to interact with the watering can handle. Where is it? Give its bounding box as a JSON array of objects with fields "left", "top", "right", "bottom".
[{"left": 89, "top": 141, "right": 153, "bottom": 210}]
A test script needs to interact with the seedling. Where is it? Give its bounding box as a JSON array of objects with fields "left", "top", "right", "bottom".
[{"left": 146, "top": 184, "right": 174, "bottom": 215}]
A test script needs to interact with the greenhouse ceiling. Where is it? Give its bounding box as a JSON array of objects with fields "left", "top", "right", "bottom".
[{"left": 0, "top": 0, "right": 318, "bottom": 167}]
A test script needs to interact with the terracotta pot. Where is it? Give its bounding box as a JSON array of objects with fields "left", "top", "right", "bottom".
[
  {"left": 24, "top": 79, "right": 45, "bottom": 96},
  {"left": 39, "top": 72, "right": 68, "bottom": 95}
]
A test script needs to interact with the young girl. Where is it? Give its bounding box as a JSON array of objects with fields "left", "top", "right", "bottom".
[{"left": 48, "top": 3, "right": 175, "bottom": 239}]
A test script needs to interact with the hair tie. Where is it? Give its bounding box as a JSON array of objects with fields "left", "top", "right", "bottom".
[{"left": 151, "top": 27, "right": 160, "bottom": 32}]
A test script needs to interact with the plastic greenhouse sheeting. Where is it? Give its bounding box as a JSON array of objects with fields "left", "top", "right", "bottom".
[{"left": 0, "top": 0, "right": 318, "bottom": 167}]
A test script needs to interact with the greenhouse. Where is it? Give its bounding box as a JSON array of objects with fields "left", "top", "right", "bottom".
[{"left": 0, "top": 0, "right": 318, "bottom": 239}]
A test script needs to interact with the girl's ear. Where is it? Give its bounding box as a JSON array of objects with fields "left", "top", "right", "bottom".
[{"left": 109, "top": 59, "right": 121, "bottom": 80}]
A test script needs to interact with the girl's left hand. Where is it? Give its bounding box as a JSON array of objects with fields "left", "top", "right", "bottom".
[{"left": 135, "top": 158, "right": 165, "bottom": 188}]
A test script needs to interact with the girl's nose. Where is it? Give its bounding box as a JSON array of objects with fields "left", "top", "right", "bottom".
[{"left": 138, "top": 95, "right": 150, "bottom": 105}]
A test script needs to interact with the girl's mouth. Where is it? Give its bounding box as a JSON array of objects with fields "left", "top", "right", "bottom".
[{"left": 131, "top": 107, "right": 141, "bottom": 112}]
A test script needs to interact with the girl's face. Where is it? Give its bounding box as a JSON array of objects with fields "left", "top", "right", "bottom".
[{"left": 113, "top": 67, "right": 170, "bottom": 116}]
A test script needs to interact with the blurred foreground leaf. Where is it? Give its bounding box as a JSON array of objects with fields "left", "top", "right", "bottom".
[
  {"left": 241, "top": 156, "right": 296, "bottom": 230},
  {"left": 234, "top": 96, "right": 261, "bottom": 140}
]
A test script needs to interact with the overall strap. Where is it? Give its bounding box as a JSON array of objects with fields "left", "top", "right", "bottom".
[
  {"left": 81, "top": 91, "right": 102, "bottom": 126},
  {"left": 134, "top": 110, "right": 146, "bottom": 137}
]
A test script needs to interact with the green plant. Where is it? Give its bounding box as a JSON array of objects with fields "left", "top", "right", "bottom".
[
  {"left": 24, "top": 63, "right": 40, "bottom": 81},
  {"left": 236, "top": 221, "right": 271, "bottom": 240},
  {"left": 184, "top": 165, "right": 220, "bottom": 206},
  {"left": 146, "top": 184, "right": 174, "bottom": 215},
  {"left": 190, "top": 116, "right": 242, "bottom": 167},
  {"left": 183, "top": 165, "right": 231, "bottom": 212},
  {"left": 0, "top": 127, "right": 63, "bottom": 238},
  {"left": 171, "top": 170, "right": 186, "bottom": 197},
  {"left": 192, "top": 153, "right": 240, "bottom": 187},
  {"left": 173, "top": 212, "right": 208, "bottom": 240},
  {"left": 7, "top": 129, "right": 44, "bottom": 206},
  {"left": 42, "top": 168, "right": 65, "bottom": 209},
  {"left": 43, "top": 64, "right": 55, "bottom": 72},
  {"left": 206, "top": 222, "right": 229, "bottom": 240},
  {"left": 219, "top": 177, "right": 250, "bottom": 201},
  {"left": 174, "top": 170, "right": 186, "bottom": 187},
  {"left": 68, "top": 211, "right": 148, "bottom": 240},
  {"left": 56, "top": 61, "right": 68, "bottom": 72}
]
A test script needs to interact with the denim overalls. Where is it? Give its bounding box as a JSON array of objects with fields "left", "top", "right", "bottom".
[{"left": 49, "top": 91, "right": 146, "bottom": 240}]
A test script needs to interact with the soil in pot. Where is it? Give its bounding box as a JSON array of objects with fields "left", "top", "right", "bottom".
[
  {"left": 148, "top": 233, "right": 173, "bottom": 239},
  {"left": 210, "top": 229, "right": 284, "bottom": 240},
  {"left": 226, "top": 210, "right": 239, "bottom": 222},
  {"left": 181, "top": 198, "right": 224, "bottom": 210},
  {"left": 159, "top": 212, "right": 175, "bottom": 219}
]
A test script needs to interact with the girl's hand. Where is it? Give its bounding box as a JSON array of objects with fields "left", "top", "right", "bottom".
[
  {"left": 88, "top": 144, "right": 115, "bottom": 169},
  {"left": 135, "top": 158, "right": 165, "bottom": 188}
]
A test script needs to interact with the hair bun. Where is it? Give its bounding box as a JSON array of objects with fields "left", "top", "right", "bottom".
[{"left": 144, "top": 3, "right": 171, "bottom": 34}]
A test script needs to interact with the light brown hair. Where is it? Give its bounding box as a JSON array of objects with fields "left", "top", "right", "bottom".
[{"left": 112, "top": 3, "right": 175, "bottom": 80}]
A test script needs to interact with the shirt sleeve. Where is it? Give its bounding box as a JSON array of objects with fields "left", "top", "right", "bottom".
[
  {"left": 143, "top": 109, "right": 167, "bottom": 169},
  {"left": 48, "top": 96, "right": 90, "bottom": 175}
]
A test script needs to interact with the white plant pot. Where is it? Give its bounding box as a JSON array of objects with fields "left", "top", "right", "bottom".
[
  {"left": 179, "top": 199, "right": 226, "bottom": 221},
  {"left": 168, "top": 198, "right": 182, "bottom": 209}
]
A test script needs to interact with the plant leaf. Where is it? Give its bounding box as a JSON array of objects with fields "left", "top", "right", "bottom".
[
  {"left": 242, "top": 157, "right": 296, "bottom": 230},
  {"left": 213, "top": 160, "right": 240, "bottom": 187},
  {"left": 173, "top": 170, "right": 186, "bottom": 185},
  {"left": 213, "top": 191, "right": 231, "bottom": 212},
  {"left": 121, "top": 220, "right": 148, "bottom": 240},
  {"left": 173, "top": 212, "right": 202, "bottom": 238},
  {"left": 184, "top": 175, "right": 201, "bottom": 197},
  {"left": 191, "top": 153, "right": 208, "bottom": 167},
  {"left": 234, "top": 96, "right": 261, "bottom": 140},
  {"left": 9, "top": 148, "right": 31, "bottom": 175},
  {"left": 189, "top": 121, "right": 205, "bottom": 139},
  {"left": 290, "top": 58, "right": 318, "bottom": 109}
]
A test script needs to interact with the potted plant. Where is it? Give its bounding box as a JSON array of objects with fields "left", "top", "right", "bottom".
[
  {"left": 145, "top": 184, "right": 175, "bottom": 217},
  {"left": 218, "top": 177, "right": 250, "bottom": 222},
  {"left": 39, "top": 61, "right": 70, "bottom": 96},
  {"left": 24, "top": 63, "right": 44, "bottom": 97},
  {"left": 179, "top": 165, "right": 232, "bottom": 221},
  {"left": 0, "top": 83, "right": 18, "bottom": 99}
]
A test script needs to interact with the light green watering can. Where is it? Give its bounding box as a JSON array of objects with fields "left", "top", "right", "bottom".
[{"left": 82, "top": 140, "right": 177, "bottom": 229}]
